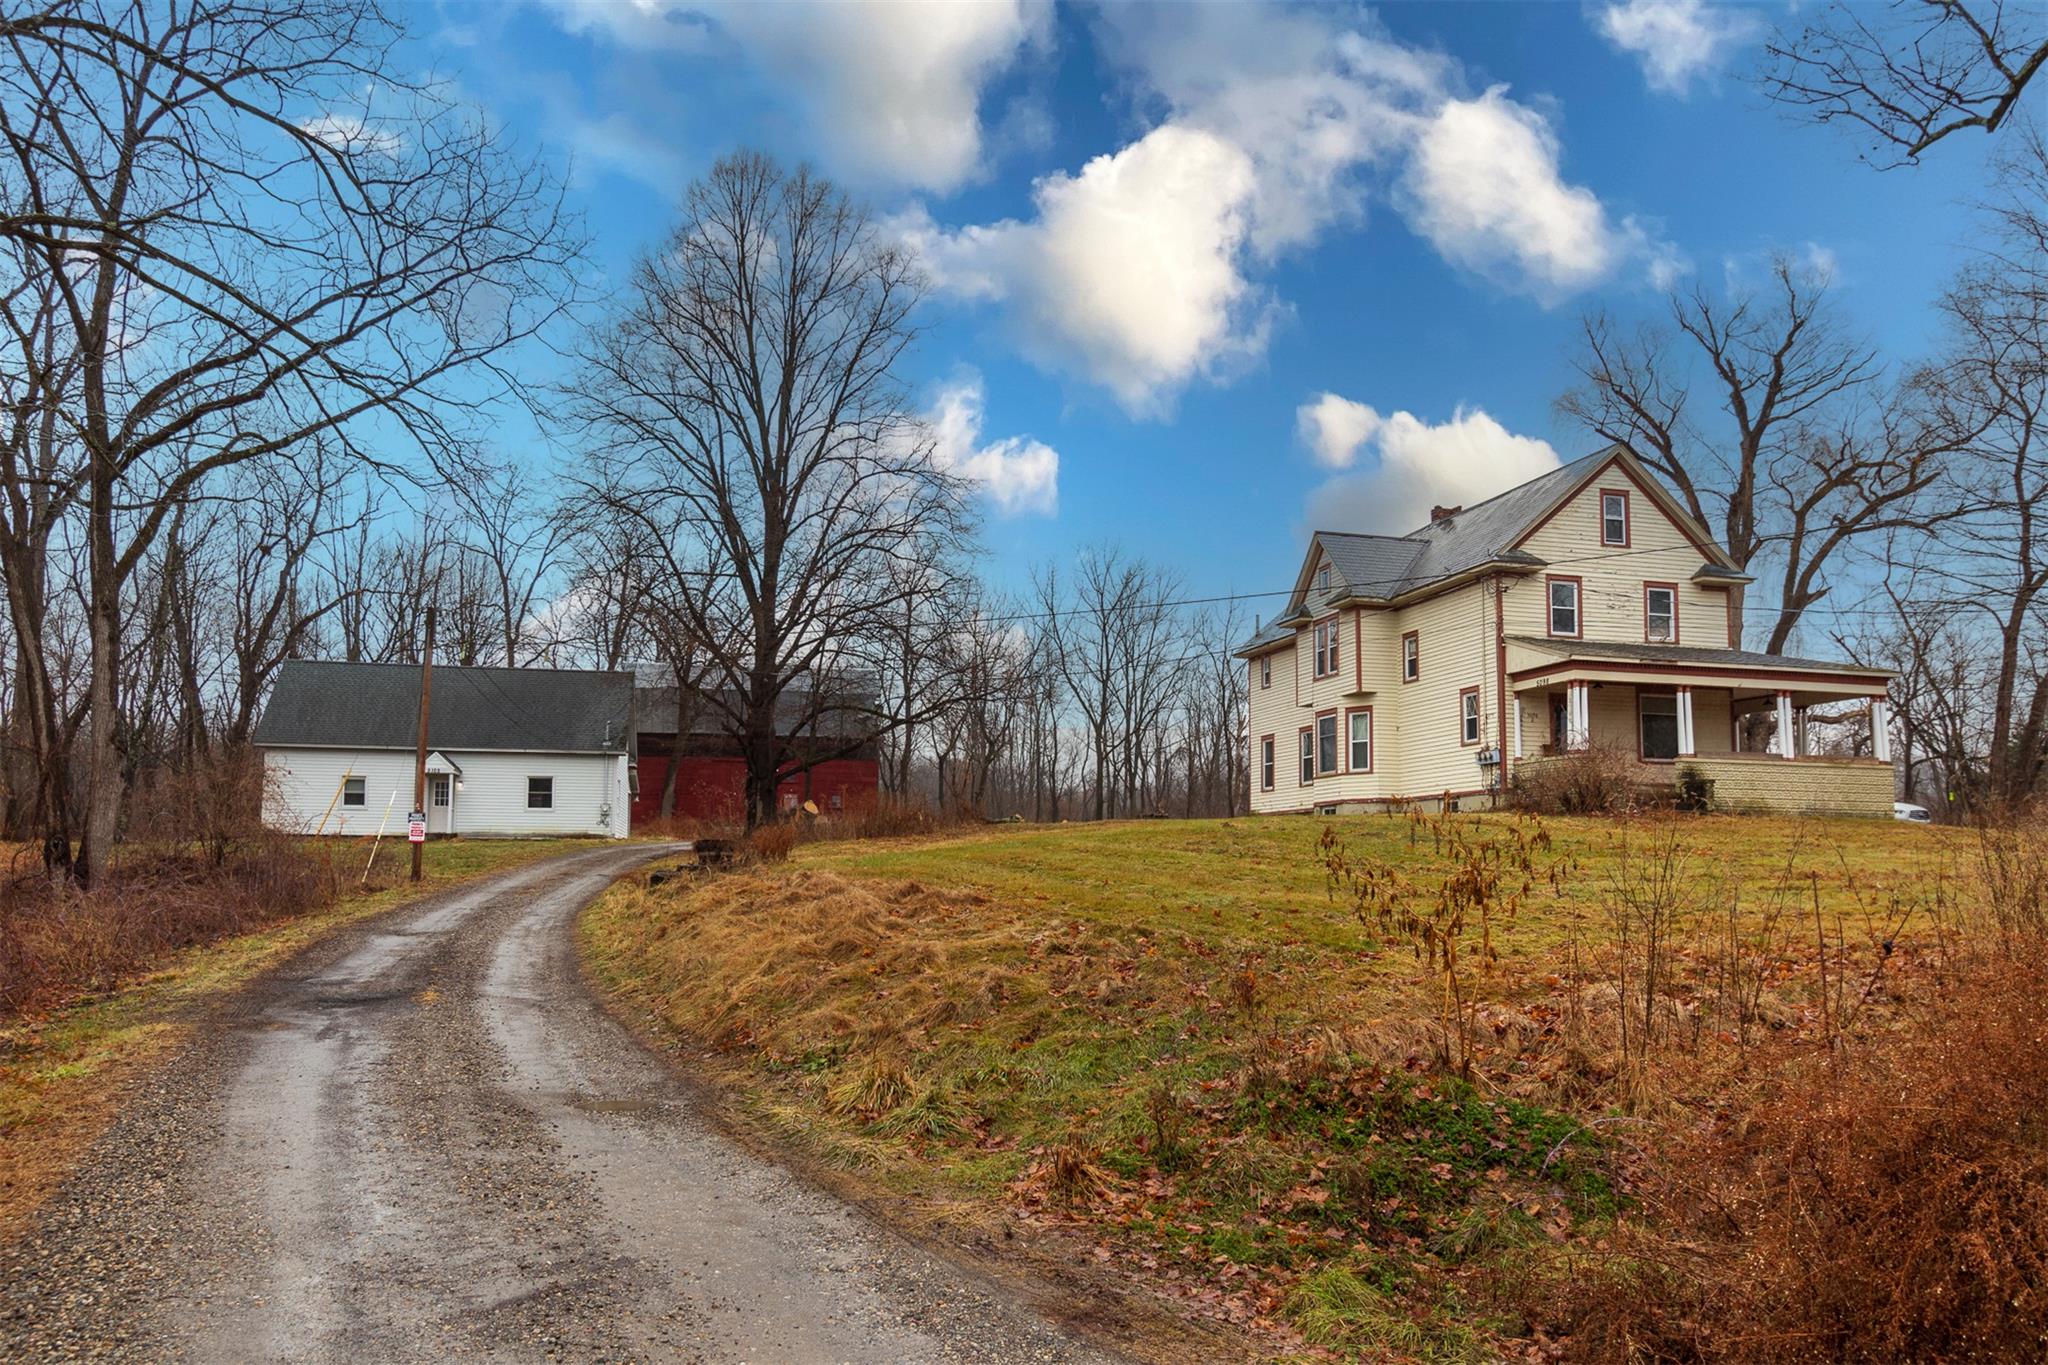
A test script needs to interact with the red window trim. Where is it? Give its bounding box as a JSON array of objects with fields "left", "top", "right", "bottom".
[
  {"left": 1458, "top": 686, "right": 1481, "bottom": 746},
  {"left": 1315, "top": 708, "right": 1341, "bottom": 777},
  {"left": 1545, "top": 574, "right": 1584, "bottom": 640},
  {"left": 1297, "top": 726, "right": 1314, "bottom": 786},
  {"left": 1400, "top": 629, "right": 1420, "bottom": 683},
  {"left": 1258, "top": 733, "right": 1276, "bottom": 790},
  {"left": 1343, "top": 705, "right": 1374, "bottom": 773},
  {"left": 1311, "top": 613, "right": 1341, "bottom": 679},
  {"left": 1599, "top": 487, "right": 1631, "bottom": 547},
  {"left": 1636, "top": 688, "right": 1680, "bottom": 764},
  {"left": 1643, "top": 580, "right": 1680, "bottom": 644}
]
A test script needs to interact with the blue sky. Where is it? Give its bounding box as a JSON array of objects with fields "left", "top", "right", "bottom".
[{"left": 417, "top": 0, "right": 1998, "bottom": 618}]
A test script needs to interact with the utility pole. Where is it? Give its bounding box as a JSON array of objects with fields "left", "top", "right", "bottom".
[{"left": 411, "top": 605, "right": 436, "bottom": 883}]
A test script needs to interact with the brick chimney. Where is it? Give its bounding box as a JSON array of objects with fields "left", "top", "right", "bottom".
[{"left": 1430, "top": 503, "right": 1462, "bottom": 523}]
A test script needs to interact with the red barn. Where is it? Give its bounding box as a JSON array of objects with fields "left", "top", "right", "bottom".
[{"left": 630, "top": 686, "right": 879, "bottom": 827}]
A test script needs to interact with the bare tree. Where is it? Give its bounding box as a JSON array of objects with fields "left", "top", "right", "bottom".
[
  {"left": 1904, "top": 127, "right": 2048, "bottom": 803},
  {"left": 1560, "top": 261, "right": 1950, "bottom": 652},
  {"left": 571, "top": 152, "right": 971, "bottom": 828},
  {"left": 1763, "top": 0, "right": 2048, "bottom": 165},
  {"left": 0, "top": 0, "right": 578, "bottom": 882}
]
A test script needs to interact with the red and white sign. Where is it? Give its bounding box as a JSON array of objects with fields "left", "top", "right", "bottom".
[{"left": 407, "top": 809, "right": 427, "bottom": 844}]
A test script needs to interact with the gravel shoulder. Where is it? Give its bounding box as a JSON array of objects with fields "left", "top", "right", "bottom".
[{"left": 0, "top": 844, "right": 1132, "bottom": 1363}]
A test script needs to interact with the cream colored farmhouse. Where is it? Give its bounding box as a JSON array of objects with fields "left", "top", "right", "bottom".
[{"left": 1238, "top": 446, "right": 1897, "bottom": 816}]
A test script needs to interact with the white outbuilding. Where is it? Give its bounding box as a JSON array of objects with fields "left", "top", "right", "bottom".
[{"left": 253, "top": 660, "right": 634, "bottom": 839}]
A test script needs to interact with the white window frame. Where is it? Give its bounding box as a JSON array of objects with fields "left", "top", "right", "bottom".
[
  {"left": 1460, "top": 689, "right": 1481, "bottom": 745},
  {"left": 1312, "top": 618, "right": 1341, "bottom": 679},
  {"left": 342, "top": 776, "right": 366, "bottom": 808},
  {"left": 1401, "top": 631, "right": 1418, "bottom": 683},
  {"left": 1601, "top": 490, "right": 1628, "bottom": 546},
  {"left": 1548, "top": 578, "right": 1581, "bottom": 638},
  {"left": 1298, "top": 729, "right": 1315, "bottom": 785},
  {"left": 1646, "top": 584, "right": 1677, "bottom": 643},
  {"left": 1259, "top": 656, "right": 1271, "bottom": 689},
  {"left": 526, "top": 776, "right": 554, "bottom": 810},
  {"left": 1347, "top": 710, "right": 1371, "bottom": 772},
  {"left": 430, "top": 774, "right": 451, "bottom": 808},
  {"left": 1260, "top": 736, "right": 1275, "bottom": 791},
  {"left": 1316, "top": 563, "right": 1331, "bottom": 591}
]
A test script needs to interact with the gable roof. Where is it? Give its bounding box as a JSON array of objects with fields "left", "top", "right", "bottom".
[
  {"left": 252, "top": 660, "right": 633, "bottom": 753},
  {"left": 1240, "top": 447, "right": 1740, "bottom": 656}
]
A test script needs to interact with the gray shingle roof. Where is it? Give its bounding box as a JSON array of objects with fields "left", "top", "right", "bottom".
[
  {"left": 1242, "top": 450, "right": 1635, "bottom": 654},
  {"left": 253, "top": 660, "right": 633, "bottom": 753},
  {"left": 1507, "top": 637, "right": 1895, "bottom": 676}
]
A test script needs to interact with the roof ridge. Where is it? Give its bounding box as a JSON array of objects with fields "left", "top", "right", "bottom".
[
  {"left": 282, "top": 658, "right": 633, "bottom": 679},
  {"left": 1395, "top": 447, "right": 1613, "bottom": 539}
]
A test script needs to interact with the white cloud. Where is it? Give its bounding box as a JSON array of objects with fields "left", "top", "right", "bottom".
[
  {"left": 1593, "top": 0, "right": 1760, "bottom": 96},
  {"left": 299, "top": 112, "right": 403, "bottom": 157},
  {"left": 540, "top": 0, "right": 1048, "bottom": 192},
  {"left": 904, "top": 9, "right": 1676, "bottom": 411},
  {"left": 1402, "top": 88, "right": 1675, "bottom": 303},
  {"left": 1304, "top": 400, "right": 1561, "bottom": 534},
  {"left": 904, "top": 125, "right": 1274, "bottom": 417},
  {"left": 926, "top": 373, "right": 1059, "bottom": 517},
  {"left": 1296, "top": 392, "right": 1381, "bottom": 469}
]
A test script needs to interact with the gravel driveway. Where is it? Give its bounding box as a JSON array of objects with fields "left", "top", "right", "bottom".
[{"left": 0, "top": 845, "right": 1128, "bottom": 1363}]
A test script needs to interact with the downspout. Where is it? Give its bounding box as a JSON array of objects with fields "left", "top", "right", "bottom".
[{"left": 1494, "top": 574, "right": 1509, "bottom": 798}]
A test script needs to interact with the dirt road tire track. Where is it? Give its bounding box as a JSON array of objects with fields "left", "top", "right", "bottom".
[{"left": 0, "top": 845, "right": 1128, "bottom": 1363}]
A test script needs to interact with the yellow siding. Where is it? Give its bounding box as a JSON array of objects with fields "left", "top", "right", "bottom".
[{"left": 1509, "top": 472, "right": 1732, "bottom": 648}]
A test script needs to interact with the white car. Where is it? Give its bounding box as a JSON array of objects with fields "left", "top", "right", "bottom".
[{"left": 1893, "top": 802, "right": 1934, "bottom": 824}]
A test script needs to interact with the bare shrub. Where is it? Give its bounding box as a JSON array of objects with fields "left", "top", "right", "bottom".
[
  {"left": 1526, "top": 948, "right": 2048, "bottom": 1362},
  {"left": 0, "top": 831, "right": 330, "bottom": 1015},
  {"left": 746, "top": 823, "right": 798, "bottom": 864},
  {"left": 1511, "top": 744, "right": 1644, "bottom": 815},
  {"left": 123, "top": 746, "right": 269, "bottom": 866}
]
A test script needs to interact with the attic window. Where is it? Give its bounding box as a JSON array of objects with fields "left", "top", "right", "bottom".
[
  {"left": 1601, "top": 490, "right": 1629, "bottom": 546},
  {"left": 1316, "top": 563, "right": 1332, "bottom": 591}
]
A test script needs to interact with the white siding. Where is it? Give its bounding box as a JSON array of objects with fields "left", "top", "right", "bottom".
[{"left": 262, "top": 747, "right": 626, "bottom": 838}]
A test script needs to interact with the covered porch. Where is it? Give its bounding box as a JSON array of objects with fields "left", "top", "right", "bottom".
[{"left": 1505, "top": 638, "right": 1898, "bottom": 815}]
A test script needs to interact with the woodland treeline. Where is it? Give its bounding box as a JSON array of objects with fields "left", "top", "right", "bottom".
[{"left": 0, "top": 1, "right": 2041, "bottom": 876}]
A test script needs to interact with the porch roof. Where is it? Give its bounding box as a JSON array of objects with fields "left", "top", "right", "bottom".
[{"left": 1506, "top": 636, "right": 1894, "bottom": 695}]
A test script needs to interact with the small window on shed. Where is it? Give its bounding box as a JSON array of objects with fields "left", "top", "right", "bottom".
[
  {"left": 342, "top": 776, "right": 366, "bottom": 807},
  {"left": 527, "top": 776, "right": 554, "bottom": 810}
]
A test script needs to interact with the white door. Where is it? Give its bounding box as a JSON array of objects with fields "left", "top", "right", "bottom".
[{"left": 429, "top": 773, "right": 454, "bottom": 834}]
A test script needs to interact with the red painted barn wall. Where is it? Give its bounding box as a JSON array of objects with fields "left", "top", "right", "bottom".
[{"left": 630, "top": 755, "right": 879, "bottom": 827}]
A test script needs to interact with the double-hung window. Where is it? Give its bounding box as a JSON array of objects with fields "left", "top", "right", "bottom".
[
  {"left": 1298, "top": 729, "right": 1315, "bottom": 785},
  {"left": 527, "top": 776, "right": 554, "bottom": 810},
  {"left": 1260, "top": 736, "right": 1275, "bottom": 790},
  {"left": 1317, "top": 713, "right": 1339, "bottom": 775},
  {"left": 1548, "top": 578, "right": 1581, "bottom": 638},
  {"left": 1645, "top": 584, "right": 1677, "bottom": 643},
  {"left": 1459, "top": 688, "right": 1481, "bottom": 745},
  {"left": 1259, "top": 656, "right": 1271, "bottom": 689},
  {"left": 1313, "top": 619, "right": 1341, "bottom": 678},
  {"left": 1347, "top": 710, "right": 1371, "bottom": 771},
  {"left": 1316, "top": 563, "right": 1332, "bottom": 591},
  {"left": 1401, "top": 631, "right": 1419, "bottom": 683},
  {"left": 342, "top": 776, "right": 366, "bottom": 808},
  {"left": 1601, "top": 490, "right": 1629, "bottom": 546}
]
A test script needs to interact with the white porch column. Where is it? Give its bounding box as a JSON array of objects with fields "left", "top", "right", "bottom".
[
  {"left": 1872, "top": 697, "right": 1892, "bottom": 765},
  {"left": 1676, "top": 686, "right": 1696, "bottom": 757},
  {"left": 1568, "top": 681, "right": 1590, "bottom": 751},
  {"left": 1775, "top": 690, "right": 1796, "bottom": 759},
  {"left": 1510, "top": 691, "right": 1524, "bottom": 759}
]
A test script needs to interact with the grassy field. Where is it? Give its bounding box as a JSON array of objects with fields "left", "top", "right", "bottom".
[
  {"left": 581, "top": 811, "right": 1978, "bottom": 1360},
  {"left": 0, "top": 836, "right": 593, "bottom": 1240}
]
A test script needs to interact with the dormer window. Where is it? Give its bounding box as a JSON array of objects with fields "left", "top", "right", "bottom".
[{"left": 1601, "top": 490, "right": 1629, "bottom": 546}]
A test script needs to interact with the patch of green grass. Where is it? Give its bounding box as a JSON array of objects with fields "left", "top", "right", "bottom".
[{"left": 583, "top": 814, "right": 1956, "bottom": 1354}]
